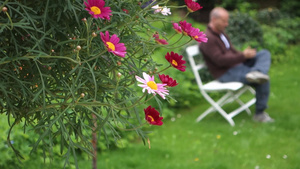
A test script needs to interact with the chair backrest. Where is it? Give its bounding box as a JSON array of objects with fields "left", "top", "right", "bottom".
[{"left": 186, "top": 45, "right": 206, "bottom": 90}]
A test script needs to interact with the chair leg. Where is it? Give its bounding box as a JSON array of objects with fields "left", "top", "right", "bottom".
[
  {"left": 196, "top": 86, "right": 256, "bottom": 126},
  {"left": 228, "top": 98, "right": 256, "bottom": 119},
  {"left": 235, "top": 98, "right": 252, "bottom": 115},
  {"left": 228, "top": 86, "right": 256, "bottom": 116},
  {"left": 196, "top": 92, "right": 233, "bottom": 122},
  {"left": 213, "top": 104, "right": 235, "bottom": 126},
  {"left": 196, "top": 108, "right": 214, "bottom": 122},
  {"left": 197, "top": 91, "right": 236, "bottom": 126}
]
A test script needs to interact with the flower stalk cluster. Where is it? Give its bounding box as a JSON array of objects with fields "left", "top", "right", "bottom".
[
  {"left": 0, "top": 0, "right": 207, "bottom": 165},
  {"left": 82, "top": 0, "right": 207, "bottom": 127}
]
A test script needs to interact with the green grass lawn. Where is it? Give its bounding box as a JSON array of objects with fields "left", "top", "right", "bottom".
[
  {"left": 77, "top": 45, "right": 300, "bottom": 169},
  {"left": 3, "top": 45, "right": 299, "bottom": 169}
]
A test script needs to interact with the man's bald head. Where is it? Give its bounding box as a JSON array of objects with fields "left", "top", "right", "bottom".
[{"left": 209, "top": 7, "right": 229, "bottom": 33}]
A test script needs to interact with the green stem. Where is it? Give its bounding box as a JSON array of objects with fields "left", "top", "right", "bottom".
[
  {"left": 167, "top": 5, "right": 187, "bottom": 9},
  {"left": 182, "top": 11, "right": 190, "bottom": 20},
  {"left": 7, "top": 120, "right": 24, "bottom": 162},
  {"left": 168, "top": 34, "right": 184, "bottom": 46},
  {"left": 119, "top": 93, "right": 147, "bottom": 110},
  {"left": 115, "top": 122, "right": 148, "bottom": 131},
  {"left": 5, "top": 12, "right": 13, "bottom": 30},
  {"left": 163, "top": 38, "right": 193, "bottom": 49},
  {"left": 0, "top": 0, "right": 8, "bottom": 9},
  {"left": 82, "top": 50, "right": 106, "bottom": 63},
  {"left": 85, "top": 19, "right": 91, "bottom": 55},
  {"left": 157, "top": 65, "right": 171, "bottom": 74},
  {"left": 168, "top": 32, "right": 179, "bottom": 41},
  {"left": 0, "top": 55, "right": 80, "bottom": 65},
  {"left": 142, "top": 95, "right": 155, "bottom": 104}
]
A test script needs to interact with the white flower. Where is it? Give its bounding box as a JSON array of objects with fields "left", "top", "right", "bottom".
[
  {"left": 151, "top": 5, "right": 160, "bottom": 9},
  {"left": 161, "top": 6, "right": 171, "bottom": 16},
  {"left": 151, "top": 5, "right": 171, "bottom": 15}
]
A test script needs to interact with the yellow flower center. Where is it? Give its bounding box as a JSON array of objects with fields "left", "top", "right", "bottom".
[
  {"left": 147, "top": 81, "right": 158, "bottom": 90},
  {"left": 91, "top": 6, "right": 101, "bottom": 15},
  {"left": 106, "top": 42, "right": 115, "bottom": 51},
  {"left": 148, "top": 115, "right": 155, "bottom": 122},
  {"left": 194, "top": 35, "right": 198, "bottom": 39},
  {"left": 172, "top": 60, "right": 178, "bottom": 66}
]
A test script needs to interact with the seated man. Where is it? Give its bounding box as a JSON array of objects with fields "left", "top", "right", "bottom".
[{"left": 199, "top": 7, "right": 274, "bottom": 123}]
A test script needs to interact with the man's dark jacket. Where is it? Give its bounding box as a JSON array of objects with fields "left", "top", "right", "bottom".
[{"left": 199, "top": 26, "right": 246, "bottom": 79}]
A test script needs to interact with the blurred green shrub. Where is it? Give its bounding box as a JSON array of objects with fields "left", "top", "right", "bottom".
[
  {"left": 256, "top": 8, "right": 282, "bottom": 25},
  {"left": 275, "top": 17, "right": 300, "bottom": 44},
  {"left": 261, "top": 16, "right": 300, "bottom": 62},
  {"left": 280, "top": 0, "right": 300, "bottom": 17},
  {"left": 226, "top": 12, "right": 263, "bottom": 49},
  {"left": 261, "top": 25, "right": 288, "bottom": 61}
]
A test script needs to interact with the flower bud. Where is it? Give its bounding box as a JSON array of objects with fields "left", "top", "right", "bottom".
[
  {"left": 122, "top": 9, "right": 129, "bottom": 14},
  {"left": 117, "top": 61, "right": 122, "bottom": 66},
  {"left": 92, "top": 32, "right": 97, "bottom": 37},
  {"left": 117, "top": 72, "right": 122, "bottom": 78},
  {"left": 76, "top": 45, "right": 81, "bottom": 51},
  {"left": 80, "top": 93, "right": 85, "bottom": 98},
  {"left": 2, "top": 7, "right": 7, "bottom": 13},
  {"left": 82, "top": 18, "right": 87, "bottom": 22}
]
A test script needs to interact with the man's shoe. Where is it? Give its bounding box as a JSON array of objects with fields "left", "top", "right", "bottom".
[
  {"left": 253, "top": 112, "right": 274, "bottom": 123},
  {"left": 246, "top": 71, "right": 269, "bottom": 84}
]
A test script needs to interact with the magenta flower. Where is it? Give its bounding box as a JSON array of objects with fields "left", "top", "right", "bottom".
[
  {"left": 100, "top": 31, "right": 127, "bottom": 57},
  {"left": 165, "top": 52, "right": 186, "bottom": 72},
  {"left": 159, "top": 74, "right": 179, "bottom": 87},
  {"left": 144, "top": 106, "right": 163, "bottom": 126},
  {"left": 189, "top": 28, "right": 208, "bottom": 43},
  {"left": 172, "top": 23, "right": 182, "bottom": 34},
  {"left": 184, "top": 0, "right": 203, "bottom": 12},
  {"left": 84, "top": 0, "right": 112, "bottom": 20},
  {"left": 153, "top": 33, "right": 168, "bottom": 45},
  {"left": 179, "top": 20, "right": 194, "bottom": 36},
  {"left": 135, "top": 72, "right": 169, "bottom": 99},
  {"left": 179, "top": 21, "right": 207, "bottom": 43}
]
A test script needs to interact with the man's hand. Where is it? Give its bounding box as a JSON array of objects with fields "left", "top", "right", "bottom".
[{"left": 243, "top": 47, "right": 256, "bottom": 59}]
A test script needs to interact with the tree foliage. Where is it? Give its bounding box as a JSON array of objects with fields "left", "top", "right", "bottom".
[{"left": 0, "top": 0, "right": 206, "bottom": 167}]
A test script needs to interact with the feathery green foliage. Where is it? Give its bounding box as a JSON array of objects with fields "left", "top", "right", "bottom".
[{"left": 0, "top": 0, "right": 203, "bottom": 167}]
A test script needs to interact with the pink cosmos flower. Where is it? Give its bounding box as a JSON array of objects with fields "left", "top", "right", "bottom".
[
  {"left": 159, "top": 74, "right": 179, "bottom": 87},
  {"left": 184, "top": 0, "right": 203, "bottom": 12},
  {"left": 165, "top": 52, "right": 186, "bottom": 72},
  {"left": 84, "top": 0, "right": 112, "bottom": 20},
  {"left": 135, "top": 72, "right": 169, "bottom": 99},
  {"left": 179, "top": 21, "right": 207, "bottom": 43},
  {"left": 100, "top": 31, "right": 127, "bottom": 57},
  {"left": 172, "top": 23, "right": 182, "bottom": 34},
  {"left": 179, "top": 20, "right": 194, "bottom": 36},
  {"left": 144, "top": 106, "right": 163, "bottom": 126},
  {"left": 153, "top": 33, "right": 169, "bottom": 45},
  {"left": 189, "top": 27, "right": 208, "bottom": 43}
]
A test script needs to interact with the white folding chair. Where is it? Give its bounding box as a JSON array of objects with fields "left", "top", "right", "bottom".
[{"left": 186, "top": 45, "right": 256, "bottom": 126}]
